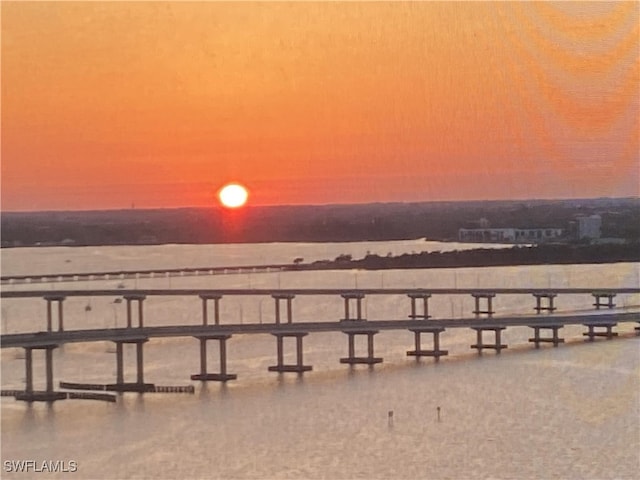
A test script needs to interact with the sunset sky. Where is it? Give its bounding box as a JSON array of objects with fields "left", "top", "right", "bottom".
[{"left": 2, "top": 1, "right": 638, "bottom": 211}]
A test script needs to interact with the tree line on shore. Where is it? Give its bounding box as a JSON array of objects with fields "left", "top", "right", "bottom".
[
  {"left": 2, "top": 197, "right": 638, "bottom": 247},
  {"left": 302, "top": 243, "right": 640, "bottom": 271}
]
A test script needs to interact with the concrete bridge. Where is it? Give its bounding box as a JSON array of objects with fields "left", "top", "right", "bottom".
[
  {"left": 0, "top": 264, "right": 291, "bottom": 285},
  {"left": 1, "top": 287, "right": 639, "bottom": 403}
]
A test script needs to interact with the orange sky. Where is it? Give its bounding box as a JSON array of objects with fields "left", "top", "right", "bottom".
[{"left": 2, "top": 1, "right": 638, "bottom": 211}]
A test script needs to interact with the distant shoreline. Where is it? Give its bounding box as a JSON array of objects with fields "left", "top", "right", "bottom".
[
  {"left": 304, "top": 243, "right": 640, "bottom": 271},
  {"left": 2, "top": 243, "right": 637, "bottom": 283},
  {"left": 3, "top": 197, "right": 639, "bottom": 248}
]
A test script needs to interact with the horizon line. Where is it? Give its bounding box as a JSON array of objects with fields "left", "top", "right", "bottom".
[{"left": 2, "top": 195, "right": 638, "bottom": 215}]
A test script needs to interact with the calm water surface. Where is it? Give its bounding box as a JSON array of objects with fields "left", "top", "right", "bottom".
[{"left": 1, "top": 243, "right": 639, "bottom": 479}]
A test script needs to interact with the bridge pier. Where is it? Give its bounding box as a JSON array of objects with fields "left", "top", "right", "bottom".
[
  {"left": 200, "top": 295, "right": 222, "bottom": 325},
  {"left": 472, "top": 293, "right": 495, "bottom": 318},
  {"left": 471, "top": 327, "right": 507, "bottom": 354},
  {"left": 592, "top": 293, "right": 616, "bottom": 310},
  {"left": 25, "top": 348, "right": 33, "bottom": 392},
  {"left": 341, "top": 293, "right": 366, "bottom": 321},
  {"left": 191, "top": 335, "right": 237, "bottom": 381},
  {"left": 533, "top": 293, "right": 557, "bottom": 314},
  {"left": 583, "top": 323, "right": 618, "bottom": 341},
  {"left": 44, "top": 296, "right": 66, "bottom": 332},
  {"left": 340, "top": 330, "right": 382, "bottom": 365},
  {"left": 407, "top": 293, "right": 431, "bottom": 319},
  {"left": 106, "top": 338, "right": 154, "bottom": 392},
  {"left": 124, "top": 295, "right": 146, "bottom": 328},
  {"left": 406, "top": 328, "right": 448, "bottom": 361},
  {"left": 528, "top": 325, "right": 564, "bottom": 347},
  {"left": 268, "top": 332, "right": 312, "bottom": 373},
  {"left": 273, "top": 294, "right": 295, "bottom": 324},
  {"left": 15, "top": 345, "right": 66, "bottom": 402}
]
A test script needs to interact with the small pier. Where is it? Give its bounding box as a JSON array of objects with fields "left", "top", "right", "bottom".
[
  {"left": 68, "top": 392, "right": 117, "bottom": 402},
  {"left": 57, "top": 381, "right": 192, "bottom": 397}
]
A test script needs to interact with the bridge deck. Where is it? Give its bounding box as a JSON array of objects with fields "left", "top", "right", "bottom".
[
  {"left": 1, "top": 312, "right": 637, "bottom": 349},
  {"left": 0, "top": 264, "right": 291, "bottom": 284},
  {"left": 2, "top": 287, "right": 640, "bottom": 298}
]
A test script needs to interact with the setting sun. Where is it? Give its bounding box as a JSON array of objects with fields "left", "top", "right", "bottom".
[{"left": 218, "top": 183, "right": 249, "bottom": 208}]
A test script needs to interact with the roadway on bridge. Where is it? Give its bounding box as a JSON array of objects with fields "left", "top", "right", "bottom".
[
  {"left": 3, "top": 287, "right": 640, "bottom": 299},
  {"left": 2, "top": 311, "right": 637, "bottom": 349}
]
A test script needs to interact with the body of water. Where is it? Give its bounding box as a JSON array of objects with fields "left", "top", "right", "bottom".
[{"left": 1, "top": 242, "right": 639, "bottom": 479}]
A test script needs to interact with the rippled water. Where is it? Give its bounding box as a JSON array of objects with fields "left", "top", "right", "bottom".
[{"left": 1, "top": 243, "right": 639, "bottom": 479}]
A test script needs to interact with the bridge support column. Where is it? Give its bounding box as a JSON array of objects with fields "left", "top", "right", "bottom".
[
  {"left": 106, "top": 338, "right": 154, "bottom": 392},
  {"left": 528, "top": 325, "right": 564, "bottom": 348},
  {"left": 44, "top": 296, "right": 66, "bottom": 332},
  {"left": 124, "top": 295, "right": 146, "bottom": 328},
  {"left": 272, "top": 294, "right": 295, "bottom": 325},
  {"left": 407, "top": 293, "right": 431, "bottom": 319},
  {"left": 340, "top": 330, "right": 382, "bottom": 365},
  {"left": 533, "top": 293, "right": 557, "bottom": 314},
  {"left": 592, "top": 293, "right": 616, "bottom": 310},
  {"left": 15, "top": 345, "right": 66, "bottom": 402},
  {"left": 583, "top": 323, "right": 618, "bottom": 341},
  {"left": 191, "top": 335, "right": 237, "bottom": 381},
  {"left": 25, "top": 348, "right": 33, "bottom": 393},
  {"left": 406, "top": 328, "right": 448, "bottom": 361},
  {"left": 471, "top": 327, "right": 507, "bottom": 354},
  {"left": 472, "top": 293, "right": 495, "bottom": 318},
  {"left": 136, "top": 341, "right": 144, "bottom": 385},
  {"left": 341, "top": 293, "right": 366, "bottom": 321},
  {"left": 116, "top": 342, "right": 124, "bottom": 384},
  {"left": 268, "top": 332, "right": 312, "bottom": 373},
  {"left": 46, "top": 346, "right": 54, "bottom": 393},
  {"left": 200, "top": 295, "right": 222, "bottom": 326}
]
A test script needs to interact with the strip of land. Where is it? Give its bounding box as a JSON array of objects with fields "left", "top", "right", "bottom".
[
  {"left": 2, "top": 243, "right": 638, "bottom": 285},
  {"left": 308, "top": 243, "right": 640, "bottom": 271}
]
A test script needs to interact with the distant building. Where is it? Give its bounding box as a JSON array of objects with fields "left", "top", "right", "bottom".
[
  {"left": 458, "top": 228, "right": 563, "bottom": 244},
  {"left": 478, "top": 217, "right": 490, "bottom": 228},
  {"left": 576, "top": 215, "right": 601, "bottom": 240}
]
